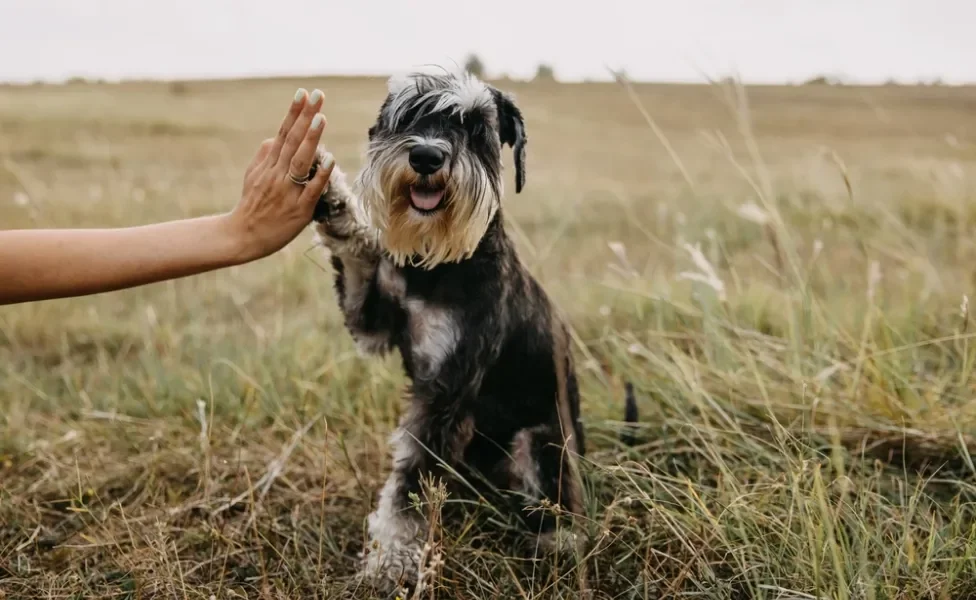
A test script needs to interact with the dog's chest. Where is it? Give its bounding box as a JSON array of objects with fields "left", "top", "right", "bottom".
[{"left": 377, "top": 259, "right": 460, "bottom": 377}]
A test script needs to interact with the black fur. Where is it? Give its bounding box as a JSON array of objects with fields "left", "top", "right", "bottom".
[
  {"left": 334, "top": 213, "right": 585, "bottom": 514},
  {"left": 491, "top": 88, "right": 527, "bottom": 193}
]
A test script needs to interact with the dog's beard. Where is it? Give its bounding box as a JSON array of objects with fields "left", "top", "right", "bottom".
[{"left": 359, "top": 146, "right": 499, "bottom": 269}]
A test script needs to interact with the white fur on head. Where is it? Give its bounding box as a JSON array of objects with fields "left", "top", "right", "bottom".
[{"left": 383, "top": 67, "right": 496, "bottom": 131}]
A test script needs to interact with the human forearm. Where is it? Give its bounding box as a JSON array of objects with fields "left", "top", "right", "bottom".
[
  {"left": 0, "top": 214, "right": 247, "bottom": 305},
  {"left": 0, "top": 87, "right": 335, "bottom": 307}
]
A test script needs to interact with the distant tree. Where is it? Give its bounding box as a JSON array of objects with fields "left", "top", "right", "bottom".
[
  {"left": 804, "top": 74, "right": 846, "bottom": 86},
  {"left": 463, "top": 54, "right": 485, "bottom": 78},
  {"left": 610, "top": 68, "right": 629, "bottom": 84},
  {"left": 534, "top": 63, "right": 556, "bottom": 81},
  {"left": 169, "top": 81, "right": 189, "bottom": 96}
]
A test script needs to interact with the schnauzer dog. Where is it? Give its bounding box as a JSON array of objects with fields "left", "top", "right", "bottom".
[{"left": 308, "top": 68, "right": 611, "bottom": 591}]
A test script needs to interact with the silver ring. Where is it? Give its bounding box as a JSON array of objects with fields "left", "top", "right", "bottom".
[{"left": 288, "top": 171, "right": 311, "bottom": 186}]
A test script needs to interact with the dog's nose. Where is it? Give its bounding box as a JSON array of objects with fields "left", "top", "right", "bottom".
[{"left": 408, "top": 145, "right": 445, "bottom": 175}]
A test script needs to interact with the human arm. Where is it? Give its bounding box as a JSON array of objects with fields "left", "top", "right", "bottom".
[{"left": 0, "top": 88, "right": 335, "bottom": 306}]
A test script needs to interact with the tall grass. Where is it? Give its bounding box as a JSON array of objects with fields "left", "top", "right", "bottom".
[{"left": 3, "top": 75, "right": 976, "bottom": 598}]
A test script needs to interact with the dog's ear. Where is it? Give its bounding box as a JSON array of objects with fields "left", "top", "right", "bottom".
[{"left": 491, "top": 88, "right": 527, "bottom": 194}]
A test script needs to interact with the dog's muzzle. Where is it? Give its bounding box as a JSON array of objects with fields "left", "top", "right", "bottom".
[{"left": 407, "top": 144, "right": 448, "bottom": 213}]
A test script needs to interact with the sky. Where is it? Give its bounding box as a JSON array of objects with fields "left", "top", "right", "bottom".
[{"left": 2, "top": 0, "right": 975, "bottom": 85}]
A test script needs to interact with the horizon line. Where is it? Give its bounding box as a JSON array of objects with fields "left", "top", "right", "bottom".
[{"left": 2, "top": 70, "right": 974, "bottom": 88}]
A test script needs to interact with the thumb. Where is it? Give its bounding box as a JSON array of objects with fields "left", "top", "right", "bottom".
[
  {"left": 246, "top": 138, "right": 275, "bottom": 178},
  {"left": 299, "top": 153, "right": 336, "bottom": 210}
]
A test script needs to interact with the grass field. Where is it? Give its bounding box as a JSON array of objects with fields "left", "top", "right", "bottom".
[{"left": 4, "top": 74, "right": 976, "bottom": 599}]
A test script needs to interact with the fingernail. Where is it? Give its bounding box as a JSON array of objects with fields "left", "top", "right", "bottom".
[
  {"left": 322, "top": 153, "right": 335, "bottom": 170},
  {"left": 310, "top": 89, "right": 324, "bottom": 104},
  {"left": 311, "top": 113, "right": 325, "bottom": 130},
  {"left": 294, "top": 88, "right": 306, "bottom": 103}
]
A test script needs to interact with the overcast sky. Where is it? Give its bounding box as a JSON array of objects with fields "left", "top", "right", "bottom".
[{"left": 2, "top": 0, "right": 974, "bottom": 84}]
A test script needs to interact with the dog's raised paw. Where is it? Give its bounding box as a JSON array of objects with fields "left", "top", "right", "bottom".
[
  {"left": 310, "top": 147, "right": 346, "bottom": 223},
  {"left": 309, "top": 154, "right": 380, "bottom": 258}
]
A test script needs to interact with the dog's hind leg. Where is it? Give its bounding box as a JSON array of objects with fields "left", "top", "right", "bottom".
[
  {"left": 508, "top": 315, "right": 586, "bottom": 552},
  {"left": 507, "top": 423, "right": 584, "bottom": 540}
]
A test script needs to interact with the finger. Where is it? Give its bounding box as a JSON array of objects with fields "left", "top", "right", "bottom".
[
  {"left": 278, "top": 88, "right": 324, "bottom": 171},
  {"left": 289, "top": 113, "right": 328, "bottom": 180},
  {"left": 299, "top": 151, "right": 335, "bottom": 211},
  {"left": 265, "top": 89, "right": 308, "bottom": 165}
]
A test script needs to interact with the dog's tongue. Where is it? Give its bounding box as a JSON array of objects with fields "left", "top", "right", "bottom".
[{"left": 410, "top": 188, "right": 445, "bottom": 211}]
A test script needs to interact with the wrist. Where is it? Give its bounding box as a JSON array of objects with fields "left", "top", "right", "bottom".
[{"left": 214, "top": 212, "right": 255, "bottom": 267}]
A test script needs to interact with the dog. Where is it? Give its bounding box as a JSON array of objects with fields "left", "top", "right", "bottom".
[{"left": 306, "top": 67, "right": 633, "bottom": 592}]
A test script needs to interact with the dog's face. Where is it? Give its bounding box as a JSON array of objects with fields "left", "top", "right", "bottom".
[{"left": 356, "top": 69, "right": 527, "bottom": 269}]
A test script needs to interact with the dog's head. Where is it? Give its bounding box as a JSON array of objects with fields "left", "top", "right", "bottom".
[{"left": 356, "top": 67, "right": 527, "bottom": 269}]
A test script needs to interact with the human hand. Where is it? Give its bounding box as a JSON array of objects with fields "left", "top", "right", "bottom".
[
  {"left": 0, "top": 89, "right": 340, "bottom": 305},
  {"left": 224, "top": 88, "right": 336, "bottom": 263}
]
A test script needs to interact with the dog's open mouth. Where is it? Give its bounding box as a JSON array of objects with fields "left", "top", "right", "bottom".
[{"left": 409, "top": 182, "right": 446, "bottom": 213}]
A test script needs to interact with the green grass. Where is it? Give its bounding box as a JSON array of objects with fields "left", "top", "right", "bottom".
[{"left": 4, "top": 75, "right": 976, "bottom": 598}]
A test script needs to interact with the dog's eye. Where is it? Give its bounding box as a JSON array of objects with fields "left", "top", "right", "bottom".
[
  {"left": 454, "top": 113, "right": 485, "bottom": 136},
  {"left": 444, "top": 112, "right": 465, "bottom": 129}
]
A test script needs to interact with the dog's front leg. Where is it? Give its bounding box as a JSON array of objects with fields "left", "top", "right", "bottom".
[
  {"left": 311, "top": 153, "right": 402, "bottom": 356},
  {"left": 359, "top": 300, "right": 501, "bottom": 592},
  {"left": 360, "top": 407, "right": 476, "bottom": 594},
  {"left": 359, "top": 424, "right": 426, "bottom": 594}
]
